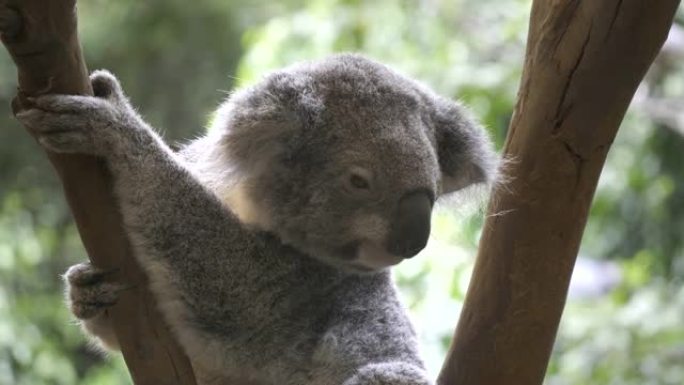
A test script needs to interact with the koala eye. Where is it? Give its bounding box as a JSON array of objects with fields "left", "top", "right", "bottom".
[
  {"left": 350, "top": 173, "right": 370, "bottom": 190},
  {"left": 345, "top": 168, "right": 373, "bottom": 192}
]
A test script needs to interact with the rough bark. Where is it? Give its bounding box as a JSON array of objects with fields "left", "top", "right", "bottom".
[
  {"left": 438, "top": 1, "right": 680, "bottom": 385},
  {"left": 0, "top": 1, "right": 197, "bottom": 384}
]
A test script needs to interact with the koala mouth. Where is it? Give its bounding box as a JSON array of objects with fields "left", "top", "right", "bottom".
[
  {"left": 352, "top": 240, "right": 404, "bottom": 271},
  {"left": 357, "top": 240, "right": 404, "bottom": 269},
  {"left": 333, "top": 240, "right": 402, "bottom": 272},
  {"left": 335, "top": 241, "right": 361, "bottom": 260}
]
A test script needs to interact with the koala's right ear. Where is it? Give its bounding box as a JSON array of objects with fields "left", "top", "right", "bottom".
[
  {"left": 428, "top": 96, "right": 498, "bottom": 194},
  {"left": 210, "top": 79, "right": 321, "bottom": 176},
  {"left": 213, "top": 105, "right": 291, "bottom": 176}
]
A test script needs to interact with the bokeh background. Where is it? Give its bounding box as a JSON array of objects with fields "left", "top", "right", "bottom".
[{"left": 1, "top": 1, "right": 683, "bottom": 384}]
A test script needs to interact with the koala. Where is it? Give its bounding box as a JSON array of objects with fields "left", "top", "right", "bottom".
[{"left": 17, "top": 54, "right": 497, "bottom": 385}]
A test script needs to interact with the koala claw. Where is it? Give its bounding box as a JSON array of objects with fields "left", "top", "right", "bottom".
[{"left": 64, "top": 262, "right": 125, "bottom": 320}]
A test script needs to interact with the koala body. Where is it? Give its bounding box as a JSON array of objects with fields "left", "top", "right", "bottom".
[{"left": 19, "top": 54, "right": 496, "bottom": 385}]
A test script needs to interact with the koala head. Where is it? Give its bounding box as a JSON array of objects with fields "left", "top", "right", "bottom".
[{"left": 201, "top": 54, "right": 497, "bottom": 273}]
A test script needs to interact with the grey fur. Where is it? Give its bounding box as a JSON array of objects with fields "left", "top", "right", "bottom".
[{"left": 17, "top": 54, "right": 497, "bottom": 385}]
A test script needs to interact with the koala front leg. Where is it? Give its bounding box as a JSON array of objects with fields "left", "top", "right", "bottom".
[
  {"left": 17, "top": 71, "right": 249, "bottom": 355},
  {"left": 344, "top": 363, "right": 432, "bottom": 385},
  {"left": 16, "top": 70, "right": 245, "bottom": 267},
  {"left": 64, "top": 262, "right": 124, "bottom": 351}
]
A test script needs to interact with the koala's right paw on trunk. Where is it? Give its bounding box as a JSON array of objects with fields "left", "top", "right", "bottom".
[
  {"left": 64, "top": 262, "right": 125, "bottom": 351},
  {"left": 64, "top": 262, "right": 124, "bottom": 320}
]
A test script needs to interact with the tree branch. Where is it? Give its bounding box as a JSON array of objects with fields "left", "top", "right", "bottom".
[
  {"left": 0, "top": 1, "right": 197, "bottom": 384},
  {"left": 438, "top": 1, "right": 680, "bottom": 384}
]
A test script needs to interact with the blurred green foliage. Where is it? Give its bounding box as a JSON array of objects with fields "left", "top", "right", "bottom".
[{"left": 0, "top": 1, "right": 683, "bottom": 384}]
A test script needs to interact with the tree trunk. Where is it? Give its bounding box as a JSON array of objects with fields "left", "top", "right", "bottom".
[
  {"left": 0, "top": 1, "right": 197, "bottom": 384},
  {"left": 438, "top": 1, "right": 680, "bottom": 385}
]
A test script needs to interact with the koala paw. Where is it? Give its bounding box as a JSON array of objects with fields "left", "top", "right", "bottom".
[
  {"left": 15, "top": 71, "right": 138, "bottom": 156},
  {"left": 344, "top": 363, "right": 432, "bottom": 385},
  {"left": 64, "top": 262, "right": 124, "bottom": 320},
  {"left": 16, "top": 93, "right": 119, "bottom": 155}
]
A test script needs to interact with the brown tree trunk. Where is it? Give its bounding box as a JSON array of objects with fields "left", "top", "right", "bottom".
[
  {"left": 438, "top": 1, "right": 680, "bottom": 385},
  {"left": 0, "top": 1, "right": 197, "bottom": 384}
]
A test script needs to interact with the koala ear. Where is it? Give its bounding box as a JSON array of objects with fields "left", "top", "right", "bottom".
[
  {"left": 216, "top": 105, "right": 293, "bottom": 175},
  {"left": 429, "top": 97, "right": 498, "bottom": 194},
  {"left": 211, "top": 75, "right": 321, "bottom": 177}
]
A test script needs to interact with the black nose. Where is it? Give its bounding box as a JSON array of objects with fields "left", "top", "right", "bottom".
[{"left": 386, "top": 191, "right": 433, "bottom": 258}]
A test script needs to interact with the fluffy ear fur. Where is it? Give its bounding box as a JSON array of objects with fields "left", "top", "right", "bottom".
[
  {"left": 428, "top": 95, "right": 498, "bottom": 194},
  {"left": 187, "top": 72, "right": 325, "bottom": 228},
  {"left": 213, "top": 73, "right": 323, "bottom": 177}
]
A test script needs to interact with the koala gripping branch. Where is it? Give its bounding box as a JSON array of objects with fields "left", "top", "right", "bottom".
[
  {"left": 0, "top": 1, "right": 197, "bottom": 384},
  {"left": 438, "top": 1, "right": 680, "bottom": 385}
]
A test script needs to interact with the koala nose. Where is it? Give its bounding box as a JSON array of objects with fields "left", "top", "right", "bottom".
[{"left": 386, "top": 191, "right": 433, "bottom": 259}]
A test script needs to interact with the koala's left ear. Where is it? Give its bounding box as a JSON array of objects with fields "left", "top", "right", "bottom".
[{"left": 429, "top": 96, "right": 498, "bottom": 194}]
